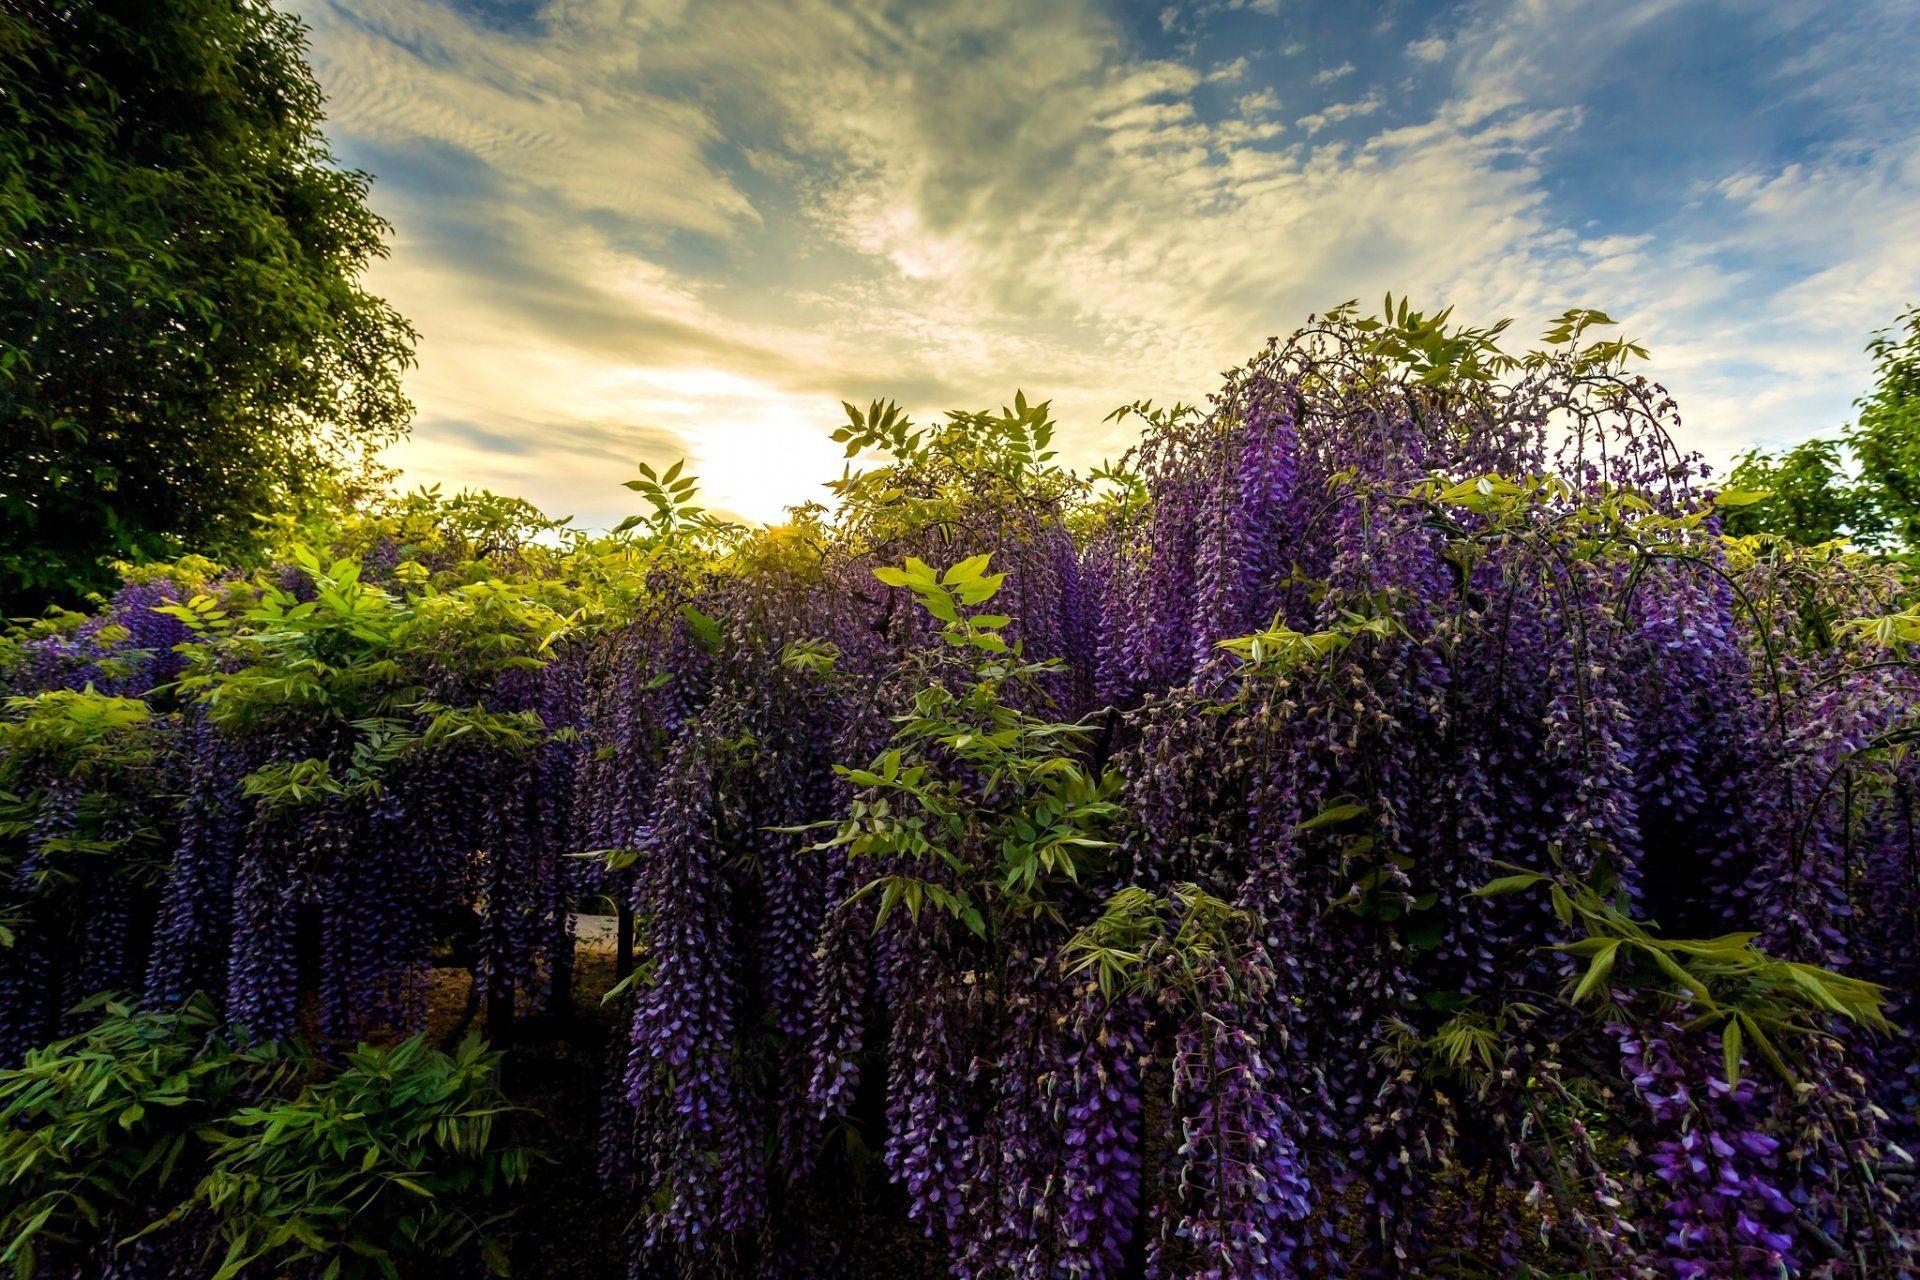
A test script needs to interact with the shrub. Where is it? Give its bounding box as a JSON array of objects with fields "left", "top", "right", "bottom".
[
  {"left": 0, "top": 998, "right": 529, "bottom": 1280},
  {"left": 0, "top": 995, "right": 292, "bottom": 1278},
  {"left": 184, "top": 1035, "right": 532, "bottom": 1280}
]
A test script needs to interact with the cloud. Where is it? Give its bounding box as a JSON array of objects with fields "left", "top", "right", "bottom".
[
  {"left": 1312, "top": 61, "right": 1356, "bottom": 85},
  {"left": 1297, "top": 92, "right": 1384, "bottom": 135},
  {"left": 1236, "top": 88, "right": 1280, "bottom": 115},
  {"left": 1421, "top": 0, "right": 1920, "bottom": 458},
  {"left": 293, "top": 0, "right": 1920, "bottom": 526}
]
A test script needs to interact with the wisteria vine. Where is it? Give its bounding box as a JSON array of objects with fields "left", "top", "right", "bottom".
[{"left": 3, "top": 305, "right": 1916, "bottom": 1279}]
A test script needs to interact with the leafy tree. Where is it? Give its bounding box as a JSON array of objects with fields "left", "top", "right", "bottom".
[
  {"left": 1848, "top": 304, "right": 1920, "bottom": 551},
  {"left": 1719, "top": 437, "right": 1873, "bottom": 547},
  {"left": 1721, "top": 306, "right": 1920, "bottom": 557},
  {"left": 0, "top": 0, "right": 415, "bottom": 612}
]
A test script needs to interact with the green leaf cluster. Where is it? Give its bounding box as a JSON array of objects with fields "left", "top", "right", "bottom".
[
  {"left": 180, "top": 1035, "right": 530, "bottom": 1280},
  {"left": 1060, "top": 883, "right": 1252, "bottom": 1003},
  {"left": 0, "top": 996, "right": 296, "bottom": 1278},
  {"left": 1216, "top": 612, "right": 1395, "bottom": 674},
  {"left": 0, "top": 690, "right": 165, "bottom": 947},
  {"left": 802, "top": 555, "right": 1122, "bottom": 943},
  {"left": 1473, "top": 869, "right": 1889, "bottom": 1086},
  {"left": 614, "top": 460, "right": 735, "bottom": 551},
  {"left": 160, "top": 548, "right": 571, "bottom": 808},
  {"left": 1318, "top": 297, "right": 1647, "bottom": 392},
  {"left": 0, "top": 998, "right": 528, "bottom": 1280},
  {"left": 824, "top": 395, "right": 1075, "bottom": 552},
  {"left": 1721, "top": 304, "right": 1920, "bottom": 560}
]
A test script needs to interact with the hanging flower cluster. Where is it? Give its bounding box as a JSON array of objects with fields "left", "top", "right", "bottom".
[
  {"left": 0, "top": 689, "right": 167, "bottom": 1062},
  {"left": 585, "top": 306, "right": 1916, "bottom": 1278}
]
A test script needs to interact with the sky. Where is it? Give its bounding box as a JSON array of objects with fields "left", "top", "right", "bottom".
[{"left": 291, "top": 0, "right": 1920, "bottom": 529}]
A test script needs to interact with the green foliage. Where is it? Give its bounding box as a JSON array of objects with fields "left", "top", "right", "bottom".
[
  {"left": 180, "top": 1035, "right": 530, "bottom": 1280},
  {"left": 0, "top": 689, "right": 153, "bottom": 781},
  {"left": 778, "top": 638, "right": 841, "bottom": 675},
  {"left": 1216, "top": 612, "right": 1395, "bottom": 674},
  {"left": 1317, "top": 297, "right": 1648, "bottom": 390},
  {"left": 824, "top": 394, "right": 1077, "bottom": 552},
  {"left": 1718, "top": 304, "right": 1920, "bottom": 558},
  {"left": 614, "top": 460, "right": 735, "bottom": 550},
  {"left": 1382, "top": 999, "right": 1541, "bottom": 1083},
  {"left": 0, "top": 999, "right": 527, "bottom": 1280},
  {"left": 1473, "top": 869, "right": 1890, "bottom": 1085},
  {"left": 801, "top": 555, "right": 1123, "bottom": 941},
  {"left": 0, "top": 0, "right": 416, "bottom": 611},
  {"left": 160, "top": 547, "right": 569, "bottom": 807},
  {"left": 353, "top": 490, "right": 568, "bottom": 569},
  {"left": 1407, "top": 470, "right": 1717, "bottom": 554},
  {"left": 1720, "top": 438, "right": 1870, "bottom": 547},
  {"left": 1069, "top": 457, "right": 1153, "bottom": 543},
  {"left": 1849, "top": 304, "right": 1920, "bottom": 554},
  {"left": 0, "top": 614, "right": 158, "bottom": 697},
  {"left": 0, "top": 996, "right": 296, "bottom": 1279},
  {"left": 1324, "top": 294, "right": 1523, "bottom": 387},
  {"left": 1060, "top": 883, "right": 1252, "bottom": 1002},
  {"left": 553, "top": 462, "right": 749, "bottom": 640},
  {"left": 1840, "top": 601, "right": 1920, "bottom": 650},
  {"left": 0, "top": 690, "right": 164, "bottom": 946},
  {"left": 0, "top": 612, "right": 90, "bottom": 693}
]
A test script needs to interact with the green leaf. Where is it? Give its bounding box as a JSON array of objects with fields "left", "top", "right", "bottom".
[
  {"left": 1470, "top": 872, "right": 1547, "bottom": 898},
  {"left": 1571, "top": 941, "right": 1618, "bottom": 1002},
  {"left": 942, "top": 554, "right": 993, "bottom": 585},
  {"left": 680, "top": 606, "right": 723, "bottom": 651},
  {"left": 1296, "top": 802, "right": 1368, "bottom": 832}
]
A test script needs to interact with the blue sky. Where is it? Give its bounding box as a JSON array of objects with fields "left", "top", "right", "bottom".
[{"left": 292, "top": 0, "right": 1920, "bottom": 527}]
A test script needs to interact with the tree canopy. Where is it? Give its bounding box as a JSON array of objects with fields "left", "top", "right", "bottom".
[
  {"left": 0, "top": 0, "right": 414, "bottom": 613},
  {"left": 1723, "top": 305, "right": 1920, "bottom": 557}
]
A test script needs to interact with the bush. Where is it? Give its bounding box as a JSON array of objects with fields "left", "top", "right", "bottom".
[
  {"left": 5, "top": 302, "right": 1917, "bottom": 1278},
  {"left": 0, "top": 995, "right": 291, "bottom": 1278},
  {"left": 187, "top": 1035, "right": 532, "bottom": 1280},
  {"left": 0, "top": 998, "right": 528, "bottom": 1280}
]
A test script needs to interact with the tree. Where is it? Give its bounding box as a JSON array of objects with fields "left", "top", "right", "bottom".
[
  {"left": 1847, "top": 305, "right": 1920, "bottom": 552},
  {"left": 1719, "top": 437, "right": 1873, "bottom": 546},
  {"left": 1720, "top": 306, "right": 1920, "bottom": 560},
  {"left": 0, "top": 0, "right": 415, "bottom": 613}
]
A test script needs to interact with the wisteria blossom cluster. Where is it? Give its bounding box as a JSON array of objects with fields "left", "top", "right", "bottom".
[{"left": 2, "top": 306, "right": 1916, "bottom": 1279}]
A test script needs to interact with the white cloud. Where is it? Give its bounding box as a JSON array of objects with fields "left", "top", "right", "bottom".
[
  {"left": 294, "top": 0, "right": 1920, "bottom": 525},
  {"left": 1422, "top": 0, "right": 1920, "bottom": 460},
  {"left": 1297, "top": 92, "right": 1384, "bottom": 135}
]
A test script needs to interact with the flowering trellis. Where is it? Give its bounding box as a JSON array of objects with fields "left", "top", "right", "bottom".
[{"left": 3, "top": 306, "right": 1916, "bottom": 1279}]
